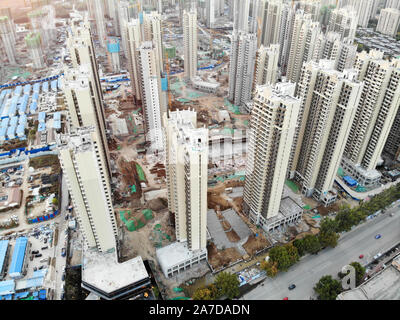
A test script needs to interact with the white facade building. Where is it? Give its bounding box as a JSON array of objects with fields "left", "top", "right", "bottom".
[
  {"left": 183, "top": 9, "right": 198, "bottom": 81},
  {"left": 58, "top": 128, "right": 118, "bottom": 253},
  {"left": 243, "top": 83, "right": 301, "bottom": 226},
  {"left": 377, "top": 8, "right": 400, "bottom": 37},
  {"left": 0, "top": 16, "right": 16, "bottom": 64},
  {"left": 164, "top": 109, "right": 208, "bottom": 251},
  {"left": 254, "top": 44, "right": 279, "bottom": 86}
]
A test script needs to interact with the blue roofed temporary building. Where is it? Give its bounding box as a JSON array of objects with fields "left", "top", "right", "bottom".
[
  {"left": 38, "top": 112, "right": 46, "bottom": 123},
  {"left": 343, "top": 176, "right": 357, "bottom": 187},
  {"left": 10, "top": 116, "right": 18, "bottom": 127},
  {"left": 15, "top": 269, "right": 47, "bottom": 292},
  {"left": 33, "top": 83, "right": 40, "bottom": 93},
  {"left": 0, "top": 127, "right": 7, "bottom": 141},
  {"left": 0, "top": 240, "right": 9, "bottom": 280},
  {"left": 161, "top": 77, "right": 168, "bottom": 91},
  {"left": 19, "top": 114, "right": 27, "bottom": 125},
  {"left": 51, "top": 80, "right": 57, "bottom": 92},
  {"left": 16, "top": 124, "right": 25, "bottom": 138},
  {"left": 8, "top": 237, "right": 28, "bottom": 279},
  {"left": 7, "top": 125, "right": 16, "bottom": 140},
  {"left": 1, "top": 118, "right": 9, "bottom": 128},
  {"left": 18, "top": 95, "right": 29, "bottom": 115},
  {"left": 39, "top": 289, "right": 46, "bottom": 300},
  {"left": 57, "top": 77, "right": 63, "bottom": 90},
  {"left": 42, "top": 82, "right": 49, "bottom": 93},
  {"left": 14, "top": 86, "right": 22, "bottom": 97},
  {"left": 32, "top": 92, "right": 39, "bottom": 102},
  {"left": 38, "top": 122, "right": 46, "bottom": 132},
  {"left": 0, "top": 280, "right": 15, "bottom": 296},
  {"left": 23, "top": 84, "right": 31, "bottom": 95},
  {"left": 29, "top": 101, "right": 38, "bottom": 113}
]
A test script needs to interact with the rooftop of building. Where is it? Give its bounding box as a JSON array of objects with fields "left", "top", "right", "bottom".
[
  {"left": 82, "top": 250, "right": 149, "bottom": 295},
  {"left": 156, "top": 241, "right": 207, "bottom": 272},
  {"left": 57, "top": 128, "right": 97, "bottom": 153},
  {"left": 337, "top": 254, "right": 400, "bottom": 300}
]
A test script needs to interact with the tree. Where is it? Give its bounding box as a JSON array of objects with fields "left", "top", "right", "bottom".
[
  {"left": 214, "top": 272, "right": 240, "bottom": 299},
  {"left": 318, "top": 230, "right": 339, "bottom": 248},
  {"left": 303, "top": 235, "right": 321, "bottom": 254},
  {"left": 285, "top": 243, "right": 300, "bottom": 265},
  {"left": 338, "top": 262, "right": 366, "bottom": 287},
  {"left": 314, "top": 275, "right": 343, "bottom": 300},
  {"left": 260, "top": 260, "right": 278, "bottom": 278},
  {"left": 320, "top": 218, "right": 338, "bottom": 234},
  {"left": 52, "top": 198, "right": 58, "bottom": 205},
  {"left": 192, "top": 284, "right": 218, "bottom": 300},
  {"left": 269, "top": 246, "right": 292, "bottom": 271},
  {"left": 293, "top": 239, "right": 306, "bottom": 256}
]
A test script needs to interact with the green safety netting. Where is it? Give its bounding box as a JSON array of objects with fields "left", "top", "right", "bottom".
[
  {"left": 224, "top": 98, "right": 241, "bottom": 115},
  {"left": 21, "top": 296, "right": 34, "bottom": 300},
  {"left": 154, "top": 224, "right": 162, "bottom": 230},
  {"left": 142, "top": 209, "right": 153, "bottom": 221},
  {"left": 136, "top": 164, "right": 146, "bottom": 181},
  {"left": 303, "top": 205, "right": 312, "bottom": 210},
  {"left": 171, "top": 297, "right": 191, "bottom": 300},
  {"left": 312, "top": 215, "right": 321, "bottom": 219},
  {"left": 117, "top": 146, "right": 121, "bottom": 150},
  {"left": 356, "top": 185, "right": 367, "bottom": 192},
  {"left": 126, "top": 217, "right": 146, "bottom": 232},
  {"left": 128, "top": 185, "right": 136, "bottom": 193},
  {"left": 285, "top": 180, "right": 299, "bottom": 193},
  {"left": 223, "top": 127, "right": 234, "bottom": 135},
  {"left": 244, "top": 120, "right": 249, "bottom": 126},
  {"left": 173, "top": 287, "right": 184, "bottom": 292},
  {"left": 338, "top": 167, "right": 344, "bottom": 177},
  {"left": 119, "top": 211, "right": 128, "bottom": 224}
]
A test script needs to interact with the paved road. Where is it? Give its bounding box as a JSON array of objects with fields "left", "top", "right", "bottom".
[
  {"left": 53, "top": 174, "right": 69, "bottom": 300},
  {"left": 242, "top": 206, "right": 400, "bottom": 300}
]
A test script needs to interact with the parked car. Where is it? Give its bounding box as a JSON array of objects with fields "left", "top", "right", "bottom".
[
  {"left": 41, "top": 246, "right": 48, "bottom": 250},
  {"left": 288, "top": 284, "right": 296, "bottom": 290},
  {"left": 39, "top": 266, "right": 44, "bottom": 270},
  {"left": 375, "top": 234, "right": 382, "bottom": 239},
  {"left": 35, "top": 254, "right": 42, "bottom": 258},
  {"left": 62, "top": 273, "right": 65, "bottom": 281},
  {"left": 44, "top": 238, "right": 48, "bottom": 244},
  {"left": 283, "top": 297, "right": 289, "bottom": 300},
  {"left": 32, "top": 250, "right": 39, "bottom": 255},
  {"left": 33, "top": 267, "right": 37, "bottom": 272},
  {"left": 359, "top": 254, "right": 364, "bottom": 259},
  {"left": 61, "top": 248, "right": 66, "bottom": 257}
]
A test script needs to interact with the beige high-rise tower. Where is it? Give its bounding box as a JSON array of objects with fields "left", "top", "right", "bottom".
[
  {"left": 164, "top": 110, "right": 208, "bottom": 251},
  {"left": 143, "top": 11, "right": 164, "bottom": 74},
  {"left": 243, "top": 82, "right": 301, "bottom": 227},
  {"left": 183, "top": 9, "right": 198, "bottom": 81},
  {"left": 125, "top": 19, "right": 142, "bottom": 103},
  {"left": 58, "top": 128, "right": 118, "bottom": 253},
  {"left": 254, "top": 44, "right": 280, "bottom": 87},
  {"left": 292, "top": 60, "right": 363, "bottom": 205},
  {"left": 343, "top": 50, "right": 400, "bottom": 186}
]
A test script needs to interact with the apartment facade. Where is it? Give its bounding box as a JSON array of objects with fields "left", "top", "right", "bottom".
[
  {"left": 183, "top": 9, "right": 198, "bottom": 81},
  {"left": 228, "top": 31, "right": 258, "bottom": 107},
  {"left": 0, "top": 16, "right": 16, "bottom": 64},
  {"left": 254, "top": 44, "right": 279, "bottom": 87},
  {"left": 327, "top": 6, "right": 358, "bottom": 42},
  {"left": 377, "top": 8, "right": 400, "bottom": 37},
  {"left": 58, "top": 128, "right": 118, "bottom": 253},
  {"left": 293, "top": 61, "right": 363, "bottom": 205},
  {"left": 343, "top": 51, "right": 400, "bottom": 185},
  {"left": 243, "top": 83, "right": 300, "bottom": 226},
  {"left": 164, "top": 110, "right": 208, "bottom": 251}
]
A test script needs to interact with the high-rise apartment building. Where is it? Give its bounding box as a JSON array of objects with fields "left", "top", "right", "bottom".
[
  {"left": 137, "top": 42, "right": 164, "bottom": 151},
  {"left": 25, "top": 32, "right": 45, "bottom": 69},
  {"left": 62, "top": 65, "right": 112, "bottom": 179},
  {"left": 67, "top": 20, "right": 104, "bottom": 111},
  {"left": 164, "top": 110, "right": 208, "bottom": 251},
  {"left": 228, "top": 32, "right": 258, "bottom": 107},
  {"left": 287, "top": 14, "right": 321, "bottom": 84},
  {"left": 87, "top": 0, "right": 107, "bottom": 47},
  {"left": 338, "top": 0, "right": 374, "bottom": 27},
  {"left": 384, "top": 108, "right": 400, "bottom": 162},
  {"left": 233, "top": 0, "right": 251, "bottom": 32},
  {"left": 258, "top": 0, "right": 283, "bottom": 47},
  {"left": 206, "top": 0, "right": 215, "bottom": 28},
  {"left": 376, "top": 8, "right": 400, "bottom": 37},
  {"left": 343, "top": 50, "right": 400, "bottom": 185},
  {"left": 183, "top": 9, "right": 198, "bottom": 81},
  {"left": 125, "top": 19, "right": 142, "bottom": 103},
  {"left": 386, "top": 0, "right": 400, "bottom": 10},
  {"left": 297, "top": 0, "right": 321, "bottom": 22},
  {"left": 279, "top": 3, "right": 296, "bottom": 75},
  {"left": 143, "top": 11, "right": 164, "bottom": 74},
  {"left": 254, "top": 44, "right": 279, "bottom": 87},
  {"left": 292, "top": 60, "right": 363, "bottom": 205},
  {"left": 243, "top": 83, "right": 300, "bottom": 227},
  {"left": 327, "top": 6, "right": 358, "bottom": 42},
  {"left": 0, "top": 16, "right": 16, "bottom": 64},
  {"left": 58, "top": 128, "right": 118, "bottom": 253}
]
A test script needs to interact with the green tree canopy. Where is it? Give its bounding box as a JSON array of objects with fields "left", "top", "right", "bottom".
[
  {"left": 192, "top": 284, "right": 218, "bottom": 300},
  {"left": 338, "top": 262, "right": 366, "bottom": 287},
  {"left": 260, "top": 260, "right": 278, "bottom": 278},
  {"left": 214, "top": 272, "right": 240, "bottom": 299},
  {"left": 303, "top": 235, "right": 322, "bottom": 254},
  {"left": 314, "top": 275, "right": 343, "bottom": 300}
]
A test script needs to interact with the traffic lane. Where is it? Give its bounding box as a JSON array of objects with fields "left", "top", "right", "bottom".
[{"left": 243, "top": 212, "right": 400, "bottom": 300}]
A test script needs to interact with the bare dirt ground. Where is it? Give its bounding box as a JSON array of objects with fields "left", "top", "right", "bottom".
[
  {"left": 242, "top": 234, "right": 271, "bottom": 257},
  {"left": 207, "top": 242, "right": 242, "bottom": 270}
]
